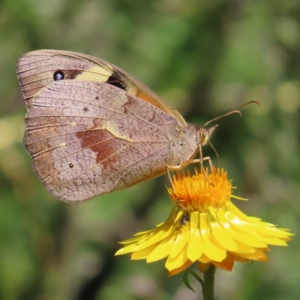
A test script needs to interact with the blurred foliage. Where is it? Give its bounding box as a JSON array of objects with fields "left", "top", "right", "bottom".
[{"left": 0, "top": 0, "right": 299, "bottom": 299}]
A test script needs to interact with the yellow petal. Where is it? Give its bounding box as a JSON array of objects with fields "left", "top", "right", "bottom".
[
  {"left": 210, "top": 221, "right": 237, "bottom": 251},
  {"left": 169, "top": 227, "right": 189, "bottom": 259},
  {"left": 204, "top": 237, "right": 227, "bottom": 262},
  {"left": 146, "top": 234, "right": 175, "bottom": 262},
  {"left": 165, "top": 247, "right": 188, "bottom": 271},
  {"left": 213, "top": 254, "right": 234, "bottom": 271},
  {"left": 169, "top": 260, "right": 193, "bottom": 276},
  {"left": 199, "top": 213, "right": 210, "bottom": 243},
  {"left": 187, "top": 229, "right": 204, "bottom": 262},
  {"left": 229, "top": 230, "right": 267, "bottom": 248},
  {"left": 199, "top": 254, "right": 212, "bottom": 264},
  {"left": 131, "top": 243, "right": 158, "bottom": 260}
]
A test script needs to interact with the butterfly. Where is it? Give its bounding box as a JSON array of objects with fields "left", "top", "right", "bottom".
[{"left": 16, "top": 50, "right": 218, "bottom": 202}]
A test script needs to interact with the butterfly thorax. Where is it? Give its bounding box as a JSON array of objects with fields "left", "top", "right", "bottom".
[{"left": 168, "top": 124, "right": 200, "bottom": 169}]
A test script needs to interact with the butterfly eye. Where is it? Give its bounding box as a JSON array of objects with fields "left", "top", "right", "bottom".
[
  {"left": 53, "top": 70, "right": 65, "bottom": 81},
  {"left": 69, "top": 163, "right": 74, "bottom": 168}
]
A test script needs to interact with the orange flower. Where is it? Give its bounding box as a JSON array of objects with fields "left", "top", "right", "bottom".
[{"left": 116, "top": 168, "right": 293, "bottom": 276}]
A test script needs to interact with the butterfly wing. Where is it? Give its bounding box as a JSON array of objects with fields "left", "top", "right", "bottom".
[
  {"left": 24, "top": 80, "right": 183, "bottom": 202},
  {"left": 16, "top": 49, "right": 186, "bottom": 125}
]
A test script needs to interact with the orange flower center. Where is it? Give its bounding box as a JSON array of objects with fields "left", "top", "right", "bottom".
[{"left": 168, "top": 168, "right": 232, "bottom": 212}]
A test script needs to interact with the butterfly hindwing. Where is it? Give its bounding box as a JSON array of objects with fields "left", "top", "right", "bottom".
[{"left": 25, "top": 80, "right": 181, "bottom": 201}]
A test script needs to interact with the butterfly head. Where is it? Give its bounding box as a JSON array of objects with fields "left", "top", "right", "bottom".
[{"left": 199, "top": 124, "right": 219, "bottom": 146}]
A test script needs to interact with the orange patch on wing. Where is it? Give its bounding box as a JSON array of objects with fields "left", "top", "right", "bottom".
[{"left": 76, "top": 129, "right": 127, "bottom": 165}]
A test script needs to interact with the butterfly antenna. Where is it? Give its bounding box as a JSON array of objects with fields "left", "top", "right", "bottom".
[{"left": 204, "top": 100, "right": 260, "bottom": 127}]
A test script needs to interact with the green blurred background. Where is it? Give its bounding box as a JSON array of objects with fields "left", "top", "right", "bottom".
[{"left": 0, "top": 0, "right": 299, "bottom": 299}]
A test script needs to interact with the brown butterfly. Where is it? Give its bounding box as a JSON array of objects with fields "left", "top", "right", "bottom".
[{"left": 16, "top": 50, "right": 218, "bottom": 202}]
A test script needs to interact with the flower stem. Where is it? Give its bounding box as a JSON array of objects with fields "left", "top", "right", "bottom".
[{"left": 202, "top": 265, "right": 216, "bottom": 300}]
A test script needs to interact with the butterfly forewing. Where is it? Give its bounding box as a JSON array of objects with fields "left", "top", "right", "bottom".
[{"left": 17, "top": 50, "right": 186, "bottom": 124}]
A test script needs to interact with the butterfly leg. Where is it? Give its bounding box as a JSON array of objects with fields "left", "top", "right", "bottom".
[
  {"left": 186, "top": 156, "right": 214, "bottom": 184},
  {"left": 165, "top": 155, "right": 211, "bottom": 191},
  {"left": 187, "top": 156, "right": 213, "bottom": 171},
  {"left": 198, "top": 143, "right": 215, "bottom": 184}
]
